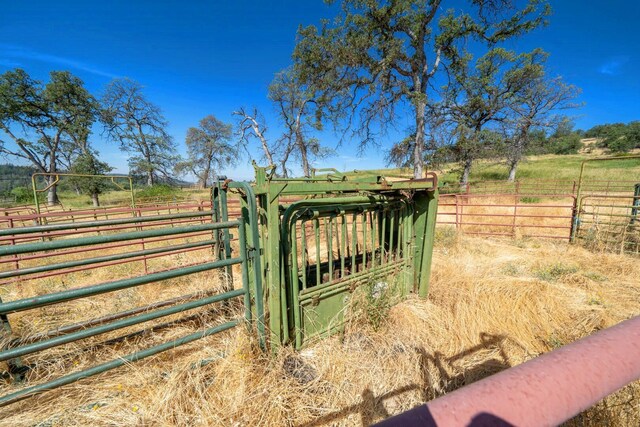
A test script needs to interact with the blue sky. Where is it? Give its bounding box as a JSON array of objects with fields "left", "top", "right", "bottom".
[{"left": 1, "top": 0, "right": 639, "bottom": 180}]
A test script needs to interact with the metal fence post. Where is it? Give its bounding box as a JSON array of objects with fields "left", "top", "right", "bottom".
[
  {"left": 631, "top": 183, "right": 640, "bottom": 225},
  {"left": 413, "top": 188, "right": 439, "bottom": 298}
]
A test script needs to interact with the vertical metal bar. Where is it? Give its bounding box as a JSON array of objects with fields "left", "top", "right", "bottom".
[
  {"left": 237, "top": 219, "right": 252, "bottom": 326},
  {"left": 413, "top": 189, "right": 439, "bottom": 298},
  {"left": 340, "top": 212, "right": 346, "bottom": 278},
  {"left": 403, "top": 203, "right": 414, "bottom": 295},
  {"left": 351, "top": 212, "right": 357, "bottom": 276},
  {"left": 512, "top": 194, "right": 519, "bottom": 237},
  {"left": 228, "top": 181, "right": 265, "bottom": 350},
  {"left": 326, "top": 216, "right": 333, "bottom": 281},
  {"left": 266, "top": 186, "right": 283, "bottom": 350},
  {"left": 380, "top": 207, "right": 387, "bottom": 264},
  {"left": 300, "top": 221, "right": 308, "bottom": 290},
  {"left": 8, "top": 219, "right": 18, "bottom": 270},
  {"left": 370, "top": 209, "right": 376, "bottom": 268},
  {"left": 362, "top": 212, "right": 367, "bottom": 272},
  {"left": 314, "top": 218, "right": 321, "bottom": 287},
  {"left": 630, "top": 184, "right": 640, "bottom": 225},
  {"left": 289, "top": 221, "right": 302, "bottom": 348},
  {"left": 218, "top": 185, "right": 234, "bottom": 292},
  {"left": 388, "top": 208, "right": 395, "bottom": 262}
]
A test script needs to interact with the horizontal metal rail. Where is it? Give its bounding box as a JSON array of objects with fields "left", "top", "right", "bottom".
[
  {"left": 0, "top": 212, "right": 262, "bottom": 407},
  {"left": 0, "top": 256, "right": 241, "bottom": 314},
  {"left": 9, "top": 288, "right": 224, "bottom": 345},
  {"left": 0, "top": 288, "right": 245, "bottom": 361},
  {"left": 0, "top": 321, "right": 239, "bottom": 407},
  {"left": 0, "top": 221, "right": 237, "bottom": 257},
  {"left": 0, "top": 210, "right": 212, "bottom": 236},
  {"left": 0, "top": 239, "right": 216, "bottom": 280},
  {"left": 436, "top": 193, "right": 575, "bottom": 240}
]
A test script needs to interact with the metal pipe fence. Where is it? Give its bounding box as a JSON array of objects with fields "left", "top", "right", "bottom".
[
  {"left": 0, "top": 211, "right": 264, "bottom": 407},
  {"left": 436, "top": 193, "right": 576, "bottom": 240},
  {"left": 574, "top": 193, "right": 640, "bottom": 255},
  {"left": 375, "top": 315, "right": 640, "bottom": 427},
  {"left": 439, "top": 178, "right": 638, "bottom": 196}
]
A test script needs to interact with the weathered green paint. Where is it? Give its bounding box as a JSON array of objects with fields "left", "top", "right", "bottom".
[
  {"left": 0, "top": 221, "right": 237, "bottom": 257},
  {"left": 275, "top": 178, "right": 437, "bottom": 348},
  {"left": 0, "top": 165, "right": 438, "bottom": 406},
  {"left": 0, "top": 209, "right": 264, "bottom": 406},
  {"left": 0, "top": 239, "right": 217, "bottom": 280}
]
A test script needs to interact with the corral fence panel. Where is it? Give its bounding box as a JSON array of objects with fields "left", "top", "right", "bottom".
[
  {"left": 0, "top": 166, "right": 439, "bottom": 407},
  {"left": 0, "top": 195, "right": 264, "bottom": 407},
  {"left": 437, "top": 193, "right": 576, "bottom": 240},
  {"left": 572, "top": 156, "right": 640, "bottom": 256}
]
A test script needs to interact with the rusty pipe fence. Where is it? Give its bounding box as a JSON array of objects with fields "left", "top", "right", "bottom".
[
  {"left": 436, "top": 193, "right": 576, "bottom": 240},
  {"left": 376, "top": 315, "right": 640, "bottom": 427},
  {"left": 440, "top": 178, "right": 639, "bottom": 196}
]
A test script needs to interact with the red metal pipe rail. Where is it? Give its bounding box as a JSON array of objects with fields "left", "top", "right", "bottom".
[
  {"left": 375, "top": 316, "right": 640, "bottom": 427},
  {"left": 436, "top": 193, "right": 576, "bottom": 240}
]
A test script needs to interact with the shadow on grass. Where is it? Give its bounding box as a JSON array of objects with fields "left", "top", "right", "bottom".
[{"left": 297, "top": 333, "right": 513, "bottom": 427}]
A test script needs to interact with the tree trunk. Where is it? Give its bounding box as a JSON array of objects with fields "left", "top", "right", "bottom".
[
  {"left": 507, "top": 160, "right": 518, "bottom": 182},
  {"left": 413, "top": 100, "right": 426, "bottom": 179},
  {"left": 91, "top": 192, "right": 100, "bottom": 207},
  {"left": 300, "top": 153, "right": 310, "bottom": 177},
  {"left": 461, "top": 157, "right": 472, "bottom": 187},
  {"left": 201, "top": 164, "right": 211, "bottom": 189},
  {"left": 47, "top": 183, "right": 59, "bottom": 206},
  {"left": 47, "top": 153, "right": 59, "bottom": 206},
  {"left": 147, "top": 172, "right": 154, "bottom": 187},
  {"left": 509, "top": 125, "right": 529, "bottom": 182},
  {"left": 297, "top": 134, "right": 310, "bottom": 177}
]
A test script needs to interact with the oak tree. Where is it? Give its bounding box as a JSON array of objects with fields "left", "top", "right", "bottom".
[
  {"left": 0, "top": 69, "right": 98, "bottom": 204},
  {"left": 101, "top": 78, "right": 178, "bottom": 186},
  {"left": 176, "top": 115, "right": 236, "bottom": 188},
  {"left": 293, "top": 0, "right": 550, "bottom": 178}
]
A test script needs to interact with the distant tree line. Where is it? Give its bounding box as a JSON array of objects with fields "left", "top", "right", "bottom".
[
  {"left": 2, "top": 1, "right": 636, "bottom": 206},
  {"left": 584, "top": 121, "right": 640, "bottom": 153}
]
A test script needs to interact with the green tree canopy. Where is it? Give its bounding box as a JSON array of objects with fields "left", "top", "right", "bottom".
[
  {"left": 293, "top": 0, "right": 550, "bottom": 178},
  {"left": 176, "top": 115, "right": 236, "bottom": 188},
  {"left": 101, "top": 78, "right": 178, "bottom": 186},
  {"left": 0, "top": 69, "right": 98, "bottom": 204}
]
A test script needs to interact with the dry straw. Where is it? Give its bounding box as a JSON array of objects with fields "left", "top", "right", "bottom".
[{"left": 1, "top": 231, "right": 639, "bottom": 426}]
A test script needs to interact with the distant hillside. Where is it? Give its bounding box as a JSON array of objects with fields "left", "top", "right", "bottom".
[{"left": 0, "top": 164, "right": 38, "bottom": 194}]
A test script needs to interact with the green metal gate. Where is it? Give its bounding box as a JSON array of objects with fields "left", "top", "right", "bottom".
[
  {"left": 0, "top": 195, "right": 264, "bottom": 407},
  {"left": 229, "top": 166, "right": 438, "bottom": 349},
  {"left": 571, "top": 156, "right": 640, "bottom": 256},
  {"left": 0, "top": 165, "right": 438, "bottom": 406}
]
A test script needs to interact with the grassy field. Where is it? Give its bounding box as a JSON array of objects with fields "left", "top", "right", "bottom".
[
  {"left": 436, "top": 153, "right": 640, "bottom": 186},
  {"left": 1, "top": 232, "right": 638, "bottom": 426},
  {"left": 16, "top": 153, "right": 640, "bottom": 211}
]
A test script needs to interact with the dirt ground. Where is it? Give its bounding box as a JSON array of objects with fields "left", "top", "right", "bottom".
[{"left": 1, "top": 230, "right": 639, "bottom": 426}]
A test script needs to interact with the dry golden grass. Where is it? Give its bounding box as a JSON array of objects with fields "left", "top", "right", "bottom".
[{"left": 1, "top": 231, "right": 639, "bottom": 426}]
